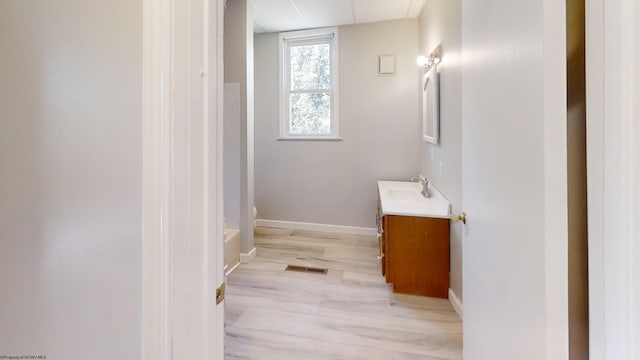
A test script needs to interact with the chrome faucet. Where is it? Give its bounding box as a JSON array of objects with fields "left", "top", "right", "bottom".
[{"left": 411, "top": 175, "right": 432, "bottom": 198}]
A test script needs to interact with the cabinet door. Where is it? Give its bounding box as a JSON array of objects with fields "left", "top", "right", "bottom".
[{"left": 386, "top": 215, "right": 449, "bottom": 298}]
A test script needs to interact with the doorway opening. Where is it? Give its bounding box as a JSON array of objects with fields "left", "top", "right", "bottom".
[{"left": 566, "top": 0, "right": 589, "bottom": 357}]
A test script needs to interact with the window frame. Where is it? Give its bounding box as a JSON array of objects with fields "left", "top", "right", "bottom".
[{"left": 278, "top": 27, "right": 340, "bottom": 140}]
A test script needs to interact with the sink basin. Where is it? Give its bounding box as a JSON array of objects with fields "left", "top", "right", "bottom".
[
  {"left": 387, "top": 189, "right": 420, "bottom": 203},
  {"left": 378, "top": 180, "right": 451, "bottom": 218}
]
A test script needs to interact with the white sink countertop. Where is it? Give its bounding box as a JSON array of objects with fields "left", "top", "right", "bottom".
[{"left": 378, "top": 180, "right": 451, "bottom": 219}]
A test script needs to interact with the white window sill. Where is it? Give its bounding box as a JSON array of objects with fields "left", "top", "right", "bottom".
[{"left": 276, "top": 136, "right": 343, "bottom": 141}]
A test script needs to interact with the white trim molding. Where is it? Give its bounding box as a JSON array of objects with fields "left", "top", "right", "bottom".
[
  {"left": 448, "top": 289, "right": 463, "bottom": 320},
  {"left": 142, "top": 0, "right": 225, "bottom": 359},
  {"left": 240, "top": 247, "right": 257, "bottom": 264},
  {"left": 141, "top": 0, "right": 173, "bottom": 357},
  {"left": 587, "top": 0, "right": 640, "bottom": 358},
  {"left": 256, "top": 219, "right": 377, "bottom": 237},
  {"left": 543, "top": 0, "right": 569, "bottom": 358},
  {"left": 225, "top": 262, "right": 242, "bottom": 276}
]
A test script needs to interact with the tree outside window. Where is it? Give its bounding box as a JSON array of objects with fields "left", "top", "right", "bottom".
[{"left": 279, "top": 28, "right": 339, "bottom": 139}]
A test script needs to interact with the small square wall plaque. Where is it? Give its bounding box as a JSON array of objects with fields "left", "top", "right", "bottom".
[{"left": 378, "top": 55, "right": 396, "bottom": 76}]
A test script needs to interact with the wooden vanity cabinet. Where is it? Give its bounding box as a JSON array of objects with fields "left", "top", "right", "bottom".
[{"left": 379, "top": 212, "right": 450, "bottom": 299}]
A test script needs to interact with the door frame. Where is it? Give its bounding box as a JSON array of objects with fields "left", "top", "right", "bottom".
[
  {"left": 141, "top": 0, "right": 225, "bottom": 358},
  {"left": 586, "top": 0, "right": 639, "bottom": 358},
  {"left": 543, "top": 0, "right": 571, "bottom": 357}
]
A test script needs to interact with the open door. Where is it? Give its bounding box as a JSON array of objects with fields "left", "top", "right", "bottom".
[{"left": 460, "top": 0, "right": 568, "bottom": 359}]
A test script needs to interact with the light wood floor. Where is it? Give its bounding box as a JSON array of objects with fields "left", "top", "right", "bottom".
[{"left": 224, "top": 227, "right": 462, "bottom": 360}]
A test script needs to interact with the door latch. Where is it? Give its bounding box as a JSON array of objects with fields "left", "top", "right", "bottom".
[
  {"left": 216, "top": 283, "right": 225, "bottom": 305},
  {"left": 451, "top": 212, "right": 467, "bottom": 225}
]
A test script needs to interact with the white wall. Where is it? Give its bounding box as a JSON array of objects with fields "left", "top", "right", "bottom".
[
  {"left": 254, "top": 20, "right": 420, "bottom": 228},
  {"left": 0, "top": 1, "right": 142, "bottom": 359},
  {"left": 418, "top": 0, "right": 463, "bottom": 303},
  {"left": 224, "top": 0, "right": 255, "bottom": 254}
]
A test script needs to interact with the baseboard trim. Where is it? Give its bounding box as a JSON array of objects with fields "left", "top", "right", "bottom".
[
  {"left": 225, "top": 261, "right": 241, "bottom": 276},
  {"left": 240, "top": 247, "right": 256, "bottom": 264},
  {"left": 256, "top": 219, "right": 377, "bottom": 236},
  {"left": 448, "top": 288, "right": 463, "bottom": 320}
]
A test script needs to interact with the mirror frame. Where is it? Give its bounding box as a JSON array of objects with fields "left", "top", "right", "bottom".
[{"left": 422, "top": 65, "right": 440, "bottom": 144}]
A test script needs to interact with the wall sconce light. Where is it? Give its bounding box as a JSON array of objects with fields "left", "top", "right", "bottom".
[{"left": 416, "top": 45, "right": 441, "bottom": 69}]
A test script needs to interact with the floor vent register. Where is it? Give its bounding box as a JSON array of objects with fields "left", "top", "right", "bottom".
[{"left": 285, "top": 265, "right": 328, "bottom": 275}]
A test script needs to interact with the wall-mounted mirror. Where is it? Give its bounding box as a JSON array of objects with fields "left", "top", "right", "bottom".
[{"left": 422, "top": 66, "right": 440, "bottom": 144}]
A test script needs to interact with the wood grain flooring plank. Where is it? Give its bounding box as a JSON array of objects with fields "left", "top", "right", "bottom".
[
  {"left": 226, "top": 326, "right": 450, "bottom": 360},
  {"left": 225, "top": 227, "right": 462, "bottom": 360}
]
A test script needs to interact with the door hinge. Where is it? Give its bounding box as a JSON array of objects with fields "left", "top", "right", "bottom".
[{"left": 216, "top": 282, "right": 225, "bottom": 305}]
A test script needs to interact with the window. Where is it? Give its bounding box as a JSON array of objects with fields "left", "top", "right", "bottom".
[{"left": 279, "top": 28, "right": 339, "bottom": 139}]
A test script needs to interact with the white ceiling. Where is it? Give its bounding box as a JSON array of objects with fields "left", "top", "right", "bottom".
[{"left": 253, "top": 0, "right": 427, "bottom": 34}]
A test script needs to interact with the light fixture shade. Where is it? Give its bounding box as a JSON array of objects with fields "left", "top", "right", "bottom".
[{"left": 416, "top": 55, "right": 429, "bottom": 67}]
